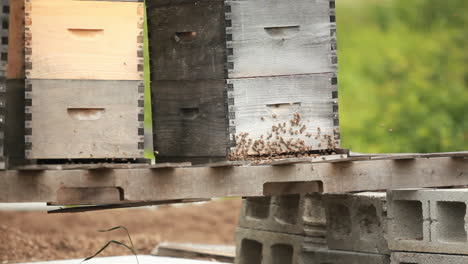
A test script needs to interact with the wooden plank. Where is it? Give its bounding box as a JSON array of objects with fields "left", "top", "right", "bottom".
[
  {"left": 48, "top": 199, "right": 209, "bottom": 213},
  {"left": 153, "top": 242, "right": 235, "bottom": 263},
  {"left": 1, "top": 156, "right": 467, "bottom": 204},
  {"left": 0, "top": 0, "right": 8, "bottom": 78},
  {"left": 7, "top": 0, "right": 24, "bottom": 79},
  {"left": 4, "top": 80, "right": 25, "bottom": 167},
  {"left": 26, "top": 80, "right": 144, "bottom": 159},
  {"left": 152, "top": 80, "right": 228, "bottom": 158},
  {"left": 350, "top": 151, "right": 468, "bottom": 160},
  {"left": 202, "top": 160, "right": 248, "bottom": 168},
  {"left": 149, "top": 162, "right": 192, "bottom": 169},
  {"left": 267, "top": 154, "right": 347, "bottom": 166},
  {"left": 226, "top": 0, "right": 336, "bottom": 78},
  {"left": 228, "top": 74, "right": 339, "bottom": 157},
  {"left": 25, "top": 0, "right": 144, "bottom": 80},
  {"left": 147, "top": 1, "right": 226, "bottom": 80}
]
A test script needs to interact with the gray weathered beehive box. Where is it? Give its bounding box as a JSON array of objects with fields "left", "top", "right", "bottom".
[
  {"left": 147, "top": 0, "right": 339, "bottom": 163},
  {"left": 24, "top": 0, "right": 145, "bottom": 160}
]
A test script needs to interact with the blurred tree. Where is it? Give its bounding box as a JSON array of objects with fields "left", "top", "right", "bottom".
[{"left": 337, "top": 0, "right": 468, "bottom": 153}]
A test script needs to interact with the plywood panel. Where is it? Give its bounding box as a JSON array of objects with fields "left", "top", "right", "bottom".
[
  {"left": 26, "top": 79, "right": 144, "bottom": 159},
  {"left": 25, "top": 0, "right": 144, "bottom": 80}
]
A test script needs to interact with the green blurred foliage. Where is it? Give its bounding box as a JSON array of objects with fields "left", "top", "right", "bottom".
[{"left": 337, "top": 0, "right": 468, "bottom": 153}]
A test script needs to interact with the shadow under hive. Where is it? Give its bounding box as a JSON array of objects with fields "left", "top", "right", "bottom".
[
  {"left": 147, "top": 0, "right": 340, "bottom": 164},
  {"left": 24, "top": 0, "right": 145, "bottom": 161}
]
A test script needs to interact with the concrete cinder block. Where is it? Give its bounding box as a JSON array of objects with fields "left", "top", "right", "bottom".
[
  {"left": 391, "top": 252, "right": 468, "bottom": 264},
  {"left": 238, "top": 193, "right": 326, "bottom": 237},
  {"left": 303, "top": 248, "right": 390, "bottom": 264},
  {"left": 388, "top": 188, "right": 468, "bottom": 254},
  {"left": 324, "top": 192, "right": 389, "bottom": 254},
  {"left": 235, "top": 227, "right": 312, "bottom": 264},
  {"left": 235, "top": 227, "right": 389, "bottom": 264}
]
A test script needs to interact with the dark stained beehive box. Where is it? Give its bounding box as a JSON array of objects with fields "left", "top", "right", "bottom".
[
  {"left": 147, "top": 0, "right": 337, "bottom": 80},
  {"left": 148, "top": 0, "right": 339, "bottom": 163}
]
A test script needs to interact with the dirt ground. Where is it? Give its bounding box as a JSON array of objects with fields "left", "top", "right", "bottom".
[{"left": 0, "top": 199, "right": 242, "bottom": 263}]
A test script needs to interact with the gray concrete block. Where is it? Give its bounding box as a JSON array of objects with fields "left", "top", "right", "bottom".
[
  {"left": 388, "top": 188, "right": 468, "bottom": 254},
  {"left": 238, "top": 193, "right": 326, "bottom": 237},
  {"left": 303, "top": 248, "right": 390, "bottom": 264},
  {"left": 235, "top": 227, "right": 388, "bottom": 264},
  {"left": 235, "top": 227, "right": 315, "bottom": 264},
  {"left": 324, "top": 192, "right": 389, "bottom": 254},
  {"left": 391, "top": 252, "right": 468, "bottom": 264}
]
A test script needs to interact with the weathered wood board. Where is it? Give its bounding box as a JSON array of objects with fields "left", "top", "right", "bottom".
[
  {"left": 152, "top": 79, "right": 228, "bottom": 158},
  {"left": 7, "top": 0, "right": 24, "bottom": 79},
  {"left": 0, "top": 0, "right": 9, "bottom": 169},
  {"left": 5, "top": 79, "right": 25, "bottom": 167},
  {"left": 226, "top": 0, "right": 337, "bottom": 78},
  {"left": 146, "top": 0, "right": 336, "bottom": 80},
  {"left": 25, "top": 0, "right": 144, "bottom": 80},
  {"left": 1, "top": 156, "right": 467, "bottom": 204},
  {"left": 0, "top": 0, "right": 9, "bottom": 78},
  {"left": 147, "top": 1, "right": 226, "bottom": 80},
  {"left": 25, "top": 80, "right": 144, "bottom": 159},
  {"left": 152, "top": 74, "right": 339, "bottom": 162},
  {"left": 227, "top": 73, "right": 339, "bottom": 155}
]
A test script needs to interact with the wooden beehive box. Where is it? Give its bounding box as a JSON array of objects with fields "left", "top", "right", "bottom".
[
  {"left": 148, "top": 0, "right": 339, "bottom": 163},
  {"left": 25, "top": 0, "right": 145, "bottom": 160},
  {"left": 0, "top": 0, "right": 28, "bottom": 169}
]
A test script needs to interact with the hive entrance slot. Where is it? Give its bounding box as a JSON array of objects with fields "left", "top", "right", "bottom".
[
  {"left": 67, "top": 28, "right": 104, "bottom": 38},
  {"left": 174, "top": 31, "right": 197, "bottom": 43},
  {"left": 264, "top": 26, "right": 300, "bottom": 38},
  {"left": 180, "top": 107, "right": 200, "bottom": 120},
  {"left": 67, "top": 108, "right": 105, "bottom": 121}
]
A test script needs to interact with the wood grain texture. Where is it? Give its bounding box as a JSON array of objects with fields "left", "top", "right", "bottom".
[
  {"left": 0, "top": 0, "right": 9, "bottom": 78},
  {"left": 146, "top": 0, "right": 223, "bottom": 8},
  {"left": 7, "top": 0, "right": 24, "bottom": 79},
  {"left": 152, "top": 80, "right": 228, "bottom": 157},
  {"left": 1, "top": 156, "right": 467, "bottom": 203},
  {"left": 26, "top": 79, "right": 144, "bottom": 159},
  {"left": 229, "top": 73, "right": 339, "bottom": 153},
  {"left": 226, "top": 0, "right": 337, "bottom": 78},
  {"left": 5, "top": 79, "right": 25, "bottom": 167},
  {"left": 147, "top": 1, "right": 226, "bottom": 80},
  {"left": 26, "top": 0, "right": 143, "bottom": 80}
]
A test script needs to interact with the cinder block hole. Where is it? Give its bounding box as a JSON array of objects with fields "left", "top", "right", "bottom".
[
  {"left": 239, "top": 239, "right": 262, "bottom": 264},
  {"left": 392, "top": 200, "right": 423, "bottom": 241},
  {"left": 303, "top": 194, "right": 326, "bottom": 225},
  {"left": 274, "top": 194, "right": 300, "bottom": 225},
  {"left": 245, "top": 197, "right": 271, "bottom": 219},
  {"left": 328, "top": 203, "right": 352, "bottom": 237},
  {"left": 357, "top": 204, "right": 380, "bottom": 235},
  {"left": 271, "top": 244, "right": 293, "bottom": 264},
  {"left": 436, "top": 201, "right": 467, "bottom": 243}
]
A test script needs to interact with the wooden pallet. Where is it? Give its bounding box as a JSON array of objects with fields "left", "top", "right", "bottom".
[{"left": 1, "top": 152, "right": 467, "bottom": 208}]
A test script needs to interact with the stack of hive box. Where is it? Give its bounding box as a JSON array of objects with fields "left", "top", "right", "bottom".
[
  {"left": 235, "top": 194, "right": 392, "bottom": 264},
  {"left": 24, "top": 0, "right": 145, "bottom": 161},
  {"left": 0, "top": 0, "right": 27, "bottom": 169},
  {"left": 147, "top": 0, "right": 340, "bottom": 164}
]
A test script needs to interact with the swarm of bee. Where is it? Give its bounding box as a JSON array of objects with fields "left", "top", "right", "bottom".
[{"left": 228, "top": 112, "right": 340, "bottom": 162}]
